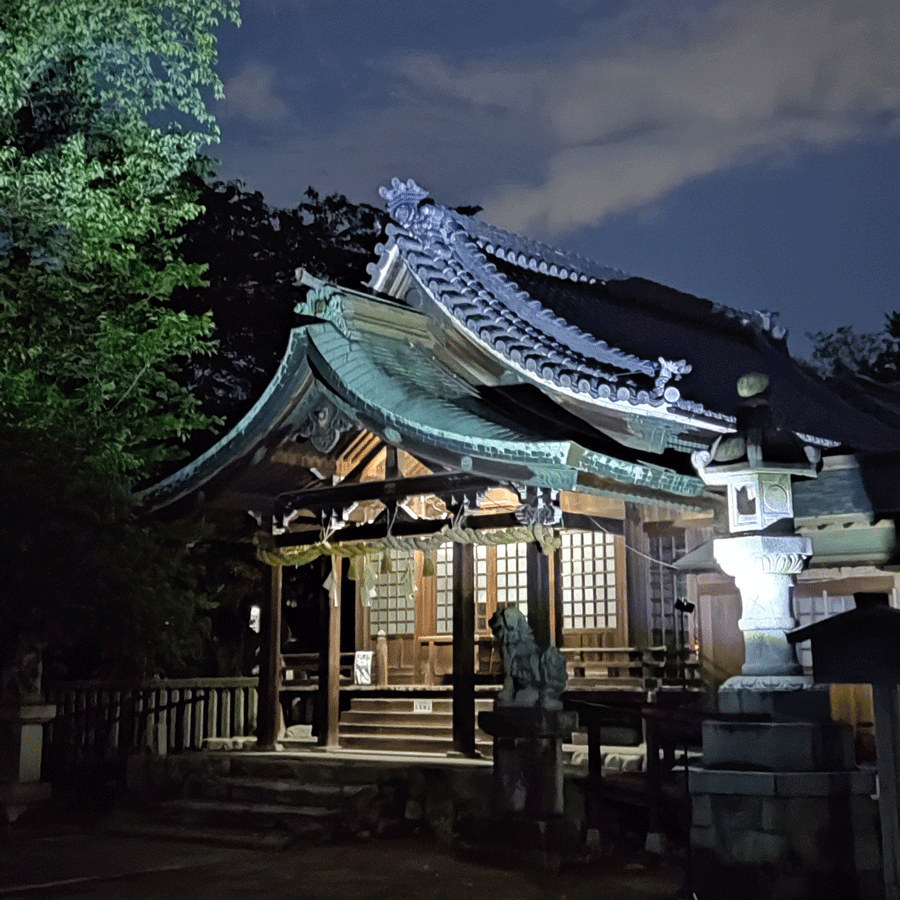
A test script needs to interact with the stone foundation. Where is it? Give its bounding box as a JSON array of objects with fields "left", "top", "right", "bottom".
[{"left": 690, "top": 766, "right": 882, "bottom": 899}]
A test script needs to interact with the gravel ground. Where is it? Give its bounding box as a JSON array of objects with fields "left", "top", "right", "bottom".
[{"left": 0, "top": 827, "right": 681, "bottom": 900}]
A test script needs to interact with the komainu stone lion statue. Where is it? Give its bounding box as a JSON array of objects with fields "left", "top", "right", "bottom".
[{"left": 489, "top": 607, "right": 567, "bottom": 708}]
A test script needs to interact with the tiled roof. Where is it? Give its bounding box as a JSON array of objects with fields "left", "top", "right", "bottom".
[
  {"left": 371, "top": 178, "right": 712, "bottom": 420},
  {"left": 374, "top": 178, "right": 900, "bottom": 452}
]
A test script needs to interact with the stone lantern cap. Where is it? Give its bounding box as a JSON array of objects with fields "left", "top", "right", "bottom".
[{"left": 692, "top": 372, "right": 822, "bottom": 532}]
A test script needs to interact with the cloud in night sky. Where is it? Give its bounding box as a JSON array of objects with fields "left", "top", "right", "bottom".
[
  {"left": 392, "top": 0, "right": 900, "bottom": 237},
  {"left": 216, "top": 0, "right": 898, "bottom": 233},
  {"left": 223, "top": 63, "right": 289, "bottom": 122},
  {"left": 211, "top": 0, "right": 899, "bottom": 350}
]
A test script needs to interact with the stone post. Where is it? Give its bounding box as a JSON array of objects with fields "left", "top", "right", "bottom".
[{"left": 0, "top": 647, "right": 56, "bottom": 823}]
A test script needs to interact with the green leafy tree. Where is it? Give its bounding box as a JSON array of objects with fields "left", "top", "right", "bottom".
[
  {"left": 0, "top": 1, "right": 240, "bottom": 682},
  {"left": 0, "top": 0, "right": 239, "bottom": 476}
]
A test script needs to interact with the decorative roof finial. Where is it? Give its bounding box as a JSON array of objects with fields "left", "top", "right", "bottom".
[{"left": 379, "top": 178, "right": 430, "bottom": 227}]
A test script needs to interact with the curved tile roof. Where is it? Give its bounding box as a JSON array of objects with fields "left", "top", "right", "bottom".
[
  {"left": 372, "top": 178, "right": 705, "bottom": 419},
  {"left": 373, "top": 177, "right": 900, "bottom": 452}
]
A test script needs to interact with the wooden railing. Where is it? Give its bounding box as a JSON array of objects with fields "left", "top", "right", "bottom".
[
  {"left": 561, "top": 645, "right": 702, "bottom": 690},
  {"left": 45, "top": 677, "right": 259, "bottom": 764},
  {"left": 416, "top": 635, "right": 503, "bottom": 685},
  {"left": 281, "top": 653, "right": 355, "bottom": 688}
]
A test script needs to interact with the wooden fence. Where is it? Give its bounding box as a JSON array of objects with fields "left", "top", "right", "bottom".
[{"left": 44, "top": 677, "right": 259, "bottom": 772}]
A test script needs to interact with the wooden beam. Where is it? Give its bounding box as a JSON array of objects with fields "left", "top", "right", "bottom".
[
  {"left": 278, "top": 510, "right": 624, "bottom": 548},
  {"left": 526, "top": 541, "right": 551, "bottom": 649},
  {"left": 338, "top": 440, "right": 384, "bottom": 485},
  {"left": 256, "top": 564, "right": 282, "bottom": 749},
  {"left": 452, "top": 541, "right": 476, "bottom": 756},
  {"left": 277, "top": 472, "right": 500, "bottom": 518}
]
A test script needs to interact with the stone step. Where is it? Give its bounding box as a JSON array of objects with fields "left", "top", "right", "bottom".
[
  {"left": 153, "top": 797, "right": 348, "bottom": 842},
  {"left": 189, "top": 775, "right": 373, "bottom": 808},
  {"left": 339, "top": 733, "right": 464, "bottom": 754},
  {"left": 223, "top": 755, "right": 396, "bottom": 785}
]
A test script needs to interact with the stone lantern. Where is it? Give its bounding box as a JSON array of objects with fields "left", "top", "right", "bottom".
[
  {"left": 687, "top": 378, "right": 883, "bottom": 900},
  {"left": 692, "top": 372, "right": 822, "bottom": 709}
]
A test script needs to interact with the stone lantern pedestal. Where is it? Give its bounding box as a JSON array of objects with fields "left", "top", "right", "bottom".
[{"left": 687, "top": 529, "right": 880, "bottom": 898}]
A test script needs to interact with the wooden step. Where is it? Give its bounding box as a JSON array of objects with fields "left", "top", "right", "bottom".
[
  {"left": 338, "top": 696, "right": 495, "bottom": 753},
  {"left": 348, "top": 697, "right": 494, "bottom": 713},
  {"left": 340, "top": 710, "right": 452, "bottom": 727},
  {"left": 339, "top": 722, "right": 453, "bottom": 738}
]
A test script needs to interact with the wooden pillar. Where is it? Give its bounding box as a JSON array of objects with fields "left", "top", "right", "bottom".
[
  {"left": 552, "top": 543, "right": 565, "bottom": 648},
  {"left": 624, "top": 502, "right": 649, "bottom": 647},
  {"left": 326, "top": 557, "right": 342, "bottom": 748},
  {"left": 526, "top": 541, "right": 551, "bottom": 649},
  {"left": 257, "top": 564, "right": 283, "bottom": 749},
  {"left": 316, "top": 556, "right": 342, "bottom": 748},
  {"left": 873, "top": 684, "right": 900, "bottom": 898},
  {"left": 452, "top": 542, "right": 475, "bottom": 755}
]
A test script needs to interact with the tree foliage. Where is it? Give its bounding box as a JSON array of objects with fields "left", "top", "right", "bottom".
[
  {"left": 174, "top": 179, "right": 385, "bottom": 431},
  {"left": 0, "top": 427, "right": 217, "bottom": 681},
  {"left": 806, "top": 313, "right": 900, "bottom": 384},
  {"left": 0, "top": 0, "right": 239, "bottom": 476},
  {"left": 0, "top": 1, "right": 240, "bottom": 682}
]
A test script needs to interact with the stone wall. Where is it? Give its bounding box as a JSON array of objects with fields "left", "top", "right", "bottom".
[{"left": 690, "top": 767, "right": 883, "bottom": 900}]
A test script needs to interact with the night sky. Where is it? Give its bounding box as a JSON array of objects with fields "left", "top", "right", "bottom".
[{"left": 211, "top": 0, "right": 900, "bottom": 359}]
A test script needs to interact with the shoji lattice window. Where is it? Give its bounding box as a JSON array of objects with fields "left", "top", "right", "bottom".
[
  {"left": 369, "top": 548, "right": 416, "bottom": 636},
  {"left": 646, "top": 528, "right": 689, "bottom": 647},
  {"left": 793, "top": 592, "right": 855, "bottom": 670},
  {"left": 560, "top": 530, "right": 618, "bottom": 631},
  {"left": 495, "top": 541, "right": 528, "bottom": 618},
  {"left": 474, "top": 544, "right": 490, "bottom": 633},
  {"left": 434, "top": 543, "right": 453, "bottom": 634},
  {"left": 433, "top": 540, "right": 531, "bottom": 635}
]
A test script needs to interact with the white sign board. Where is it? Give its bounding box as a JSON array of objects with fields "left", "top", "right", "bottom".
[
  {"left": 413, "top": 699, "right": 433, "bottom": 714},
  {"left": 354, "top": 651, "right": 373, "bottom": 685}
]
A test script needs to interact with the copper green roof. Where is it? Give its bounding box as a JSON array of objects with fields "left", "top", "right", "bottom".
[{"left": 298, "top": 277, "right": 704, "bottom": 501}]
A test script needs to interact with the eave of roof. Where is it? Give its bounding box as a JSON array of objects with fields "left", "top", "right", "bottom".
[
  {"left": 298, "top": 277, "right": 707, "bottom": 504},
  {"left": 142, "top": 274, "right": 711, "bottom": 514},
  {"left": 139, "top": 328, "right": 319, "bottom": 513}
]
